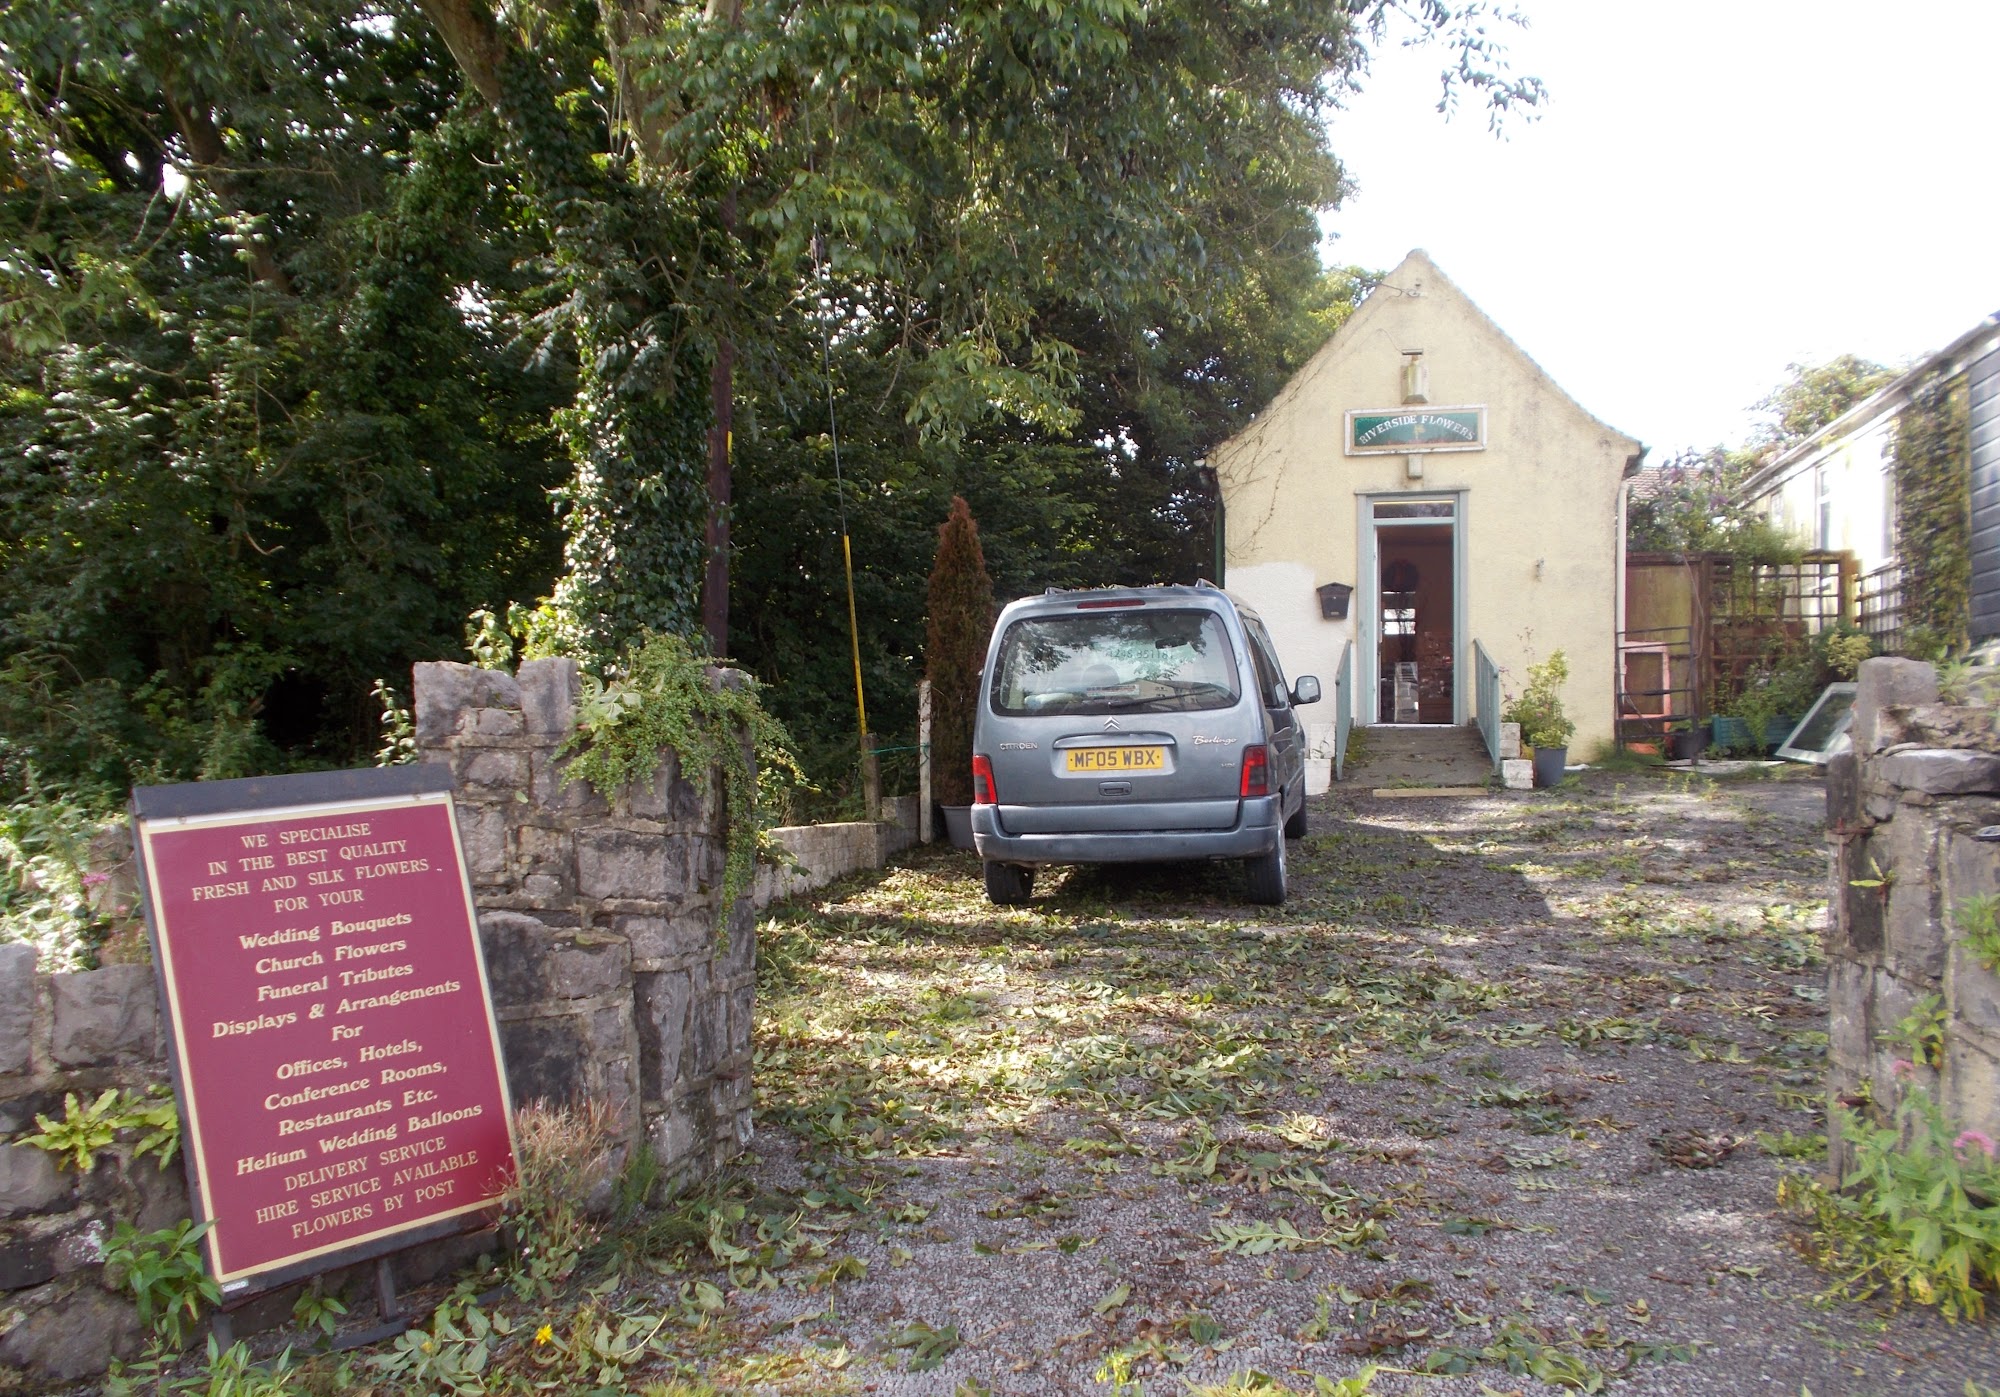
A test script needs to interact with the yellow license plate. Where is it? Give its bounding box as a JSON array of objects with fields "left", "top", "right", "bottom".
[{"left": 1065, "top": 746, "right": 1165, "bottom": 773}]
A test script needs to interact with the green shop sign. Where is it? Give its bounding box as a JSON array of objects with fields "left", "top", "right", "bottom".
[{"left": 1345, "top": 406, "right": 1486, "bottom": 455}]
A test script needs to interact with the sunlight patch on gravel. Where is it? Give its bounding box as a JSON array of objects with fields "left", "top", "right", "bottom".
[{"left": 640, "top": 768, "right": 2000, "bottom": 1396}]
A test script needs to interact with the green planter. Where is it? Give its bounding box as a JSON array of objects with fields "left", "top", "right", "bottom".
[{"left": 1711, "top": 715, "right": 1798, "bottom": 755}]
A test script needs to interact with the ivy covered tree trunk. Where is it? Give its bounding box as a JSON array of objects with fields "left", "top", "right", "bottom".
[
  {"left": 419, "top": 0, "right": 716, "bottom": 664},
  {"left": 547, "top": 343, "right": 713, "bottom": 659},
  {"left": 925, "top": 497, "right": 996, "bottom": 807}
]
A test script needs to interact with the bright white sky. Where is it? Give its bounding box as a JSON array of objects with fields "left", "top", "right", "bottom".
[{"left": 1321, "top": 0, "right": 2000, "bottom": 459}]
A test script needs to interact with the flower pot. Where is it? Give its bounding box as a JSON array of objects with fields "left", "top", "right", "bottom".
[
  {"left": 940, "top": 804, "right": 975, "bottom": 850},
  {"left": 1667, "top": 728, "right": 1706, "bottom": 762},
  {"left": 1531, "top": 745, "right": 1568, "bottom": 788}
]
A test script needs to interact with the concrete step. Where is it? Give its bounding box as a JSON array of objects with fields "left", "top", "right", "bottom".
[{"left": 1344, "top": 723, "right": 1495, "bottom": 788}]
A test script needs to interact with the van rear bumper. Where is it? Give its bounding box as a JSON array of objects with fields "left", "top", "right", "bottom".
[{"left": 970, "top": 796, "right": 1282, "bottom": 865}]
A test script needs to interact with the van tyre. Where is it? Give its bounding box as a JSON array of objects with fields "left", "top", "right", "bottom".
[
  {"left": 984, "top": 861, "right": 1035, "bottom": 905},
  {"left": 1283, "top": 789, "right": 1308, "bottom": 840},
  {"left": 1244, "top": 837, "right": 1288, "bottom": 905}
]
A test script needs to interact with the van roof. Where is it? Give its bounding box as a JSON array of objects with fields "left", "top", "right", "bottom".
[
  {"left": 1037, "top": 580, "right": 1223, "bottom": 598},
  {"left": 1002, "top": 582, "right": 1258, "bottom": 621}
]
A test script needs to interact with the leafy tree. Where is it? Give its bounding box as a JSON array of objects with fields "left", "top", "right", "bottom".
[
  {"left": 0, "top": 4, "right": 567, "bottom": 796},
  {"left": 1627, "top": 447, "right": 1765, "bottom": 556},
  {"left": 1749, "top": 354, "right": 1897, "bottom": 454},
  {"left": 0, "top": 0, "right": 1537, "bottom": 804},
  {"left": 1631, "top": 355, "right": 1898, "bottom": 560},
  {"left": 420, "top": 0, "right": 1542, "bottom": 645},
  {"left": 727, "top": 262, "right": 1372, "bottom": 790}
]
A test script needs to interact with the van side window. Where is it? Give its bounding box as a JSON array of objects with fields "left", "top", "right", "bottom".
[{"left": 1246, "top": 623, "right": 1288, "bottom": 709}]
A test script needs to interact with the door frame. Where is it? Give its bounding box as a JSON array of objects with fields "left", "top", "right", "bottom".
[{"left": 1356, "top": 490, "right": 1469, "bottom": 727}]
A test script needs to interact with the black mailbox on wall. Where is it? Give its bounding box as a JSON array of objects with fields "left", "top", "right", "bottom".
[{"left": 1316, "top": 582, "right": 1353, "bottom": 620}]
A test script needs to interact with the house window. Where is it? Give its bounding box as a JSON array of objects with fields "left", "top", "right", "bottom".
[
  {"left": 1374, "top": 500, "right": 1455, "bottom": 520},
  {"left": 1812, "top": 464, "right": 1831, "bottom": 550},
  {"left": 1884, "top": 468, "right": 1897, "bottom": 558}
]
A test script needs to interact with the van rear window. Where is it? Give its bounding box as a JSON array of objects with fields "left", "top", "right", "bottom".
[{"left": 990, "top": 610, "right": 1241, "bottom": 715}]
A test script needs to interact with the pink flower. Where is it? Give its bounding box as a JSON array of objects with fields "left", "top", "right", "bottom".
[
  {"left": 1954, "top": 1129, "right": 1996, "bottom": 1161},
  {"left": 1891, "top": 1058, "right": 1917, "bottom": 1081},
  {"left": 80, "top": 872, "right": 110, "bottom": 887}
]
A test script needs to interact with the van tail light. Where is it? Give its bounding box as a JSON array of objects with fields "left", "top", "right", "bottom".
[
  {"left": 972, "top": 755, "right": 998, "bottom": 805},
  {"left": 1239, "top": 745, "right": 1270, "bottom": 798}
]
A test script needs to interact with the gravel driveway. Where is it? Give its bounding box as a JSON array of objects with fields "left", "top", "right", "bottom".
[{"left": 696, "top": 767, "right": 2000, "bottom": 1395}]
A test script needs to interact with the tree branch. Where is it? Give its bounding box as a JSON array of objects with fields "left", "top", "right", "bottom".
[
  {"left": 162, "top": 90, "right": 291, "bottom": 294},
  {"left": 414, "top": 0, "right": 508, "bottom": 107}
]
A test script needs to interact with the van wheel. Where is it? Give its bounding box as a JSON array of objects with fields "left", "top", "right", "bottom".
[
  {"left": 1284, "top": 790, "right": 1308, "bottom": 840},
  {"left": 1244, "top": 838, "right": 1288, "bottom": 905},
  {"left": 984, "top": 861, "right": 1035, "bottom": 905}
]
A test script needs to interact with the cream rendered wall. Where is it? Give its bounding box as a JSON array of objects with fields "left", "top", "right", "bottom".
[
  {"left": 1231, "top": 559, "right": 1344, "bottom": 755},
  {"left": 1214, "top": 250, "right": 1640, "bottom": 755},
  {"left": 1756, "top": 418, "right": 1897, "bottom": 574}
]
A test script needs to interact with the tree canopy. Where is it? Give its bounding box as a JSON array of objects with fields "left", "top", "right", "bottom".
[
  {"left": 0, "top": 0, "right": 1542, "bottom": 801},
  {"left": 1748, "top": 354, "right": 1897, "bottom": 454}
]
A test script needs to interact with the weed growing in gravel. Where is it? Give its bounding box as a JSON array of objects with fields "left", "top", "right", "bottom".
[
  {"left": 1182, "top": 1370, "right": 1381, "bottom": 1395},
  {"left": 1415, "top": 1315, "right": 1697, "bottom": 1389},
  {"left": 1783, "top": 1086, "right": 2000, "bottom": 1319},
  {"left": 503, "top": 1099, "right": 625, "bottom": 1299},
  {"left": 1757, "top": 1129, "right": 1827, "bottom": 1161}
]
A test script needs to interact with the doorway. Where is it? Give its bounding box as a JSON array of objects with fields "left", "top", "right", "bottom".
[{"left": 1362, "top": 496, "right": 1463, "bottom": 725}]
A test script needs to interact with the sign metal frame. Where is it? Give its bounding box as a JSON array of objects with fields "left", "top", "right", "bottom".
[{"left": 131, "top": 765, "right": 517, "bottom": 1304}]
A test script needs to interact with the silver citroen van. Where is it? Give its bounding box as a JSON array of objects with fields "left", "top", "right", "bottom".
[{"left": 969, "top": 583, "right": 1320, "bottom": 906}]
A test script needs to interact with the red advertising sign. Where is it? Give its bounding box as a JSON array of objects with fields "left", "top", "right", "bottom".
[{"left": 133, "top": 770, "right": 515, "bottom": 1292}]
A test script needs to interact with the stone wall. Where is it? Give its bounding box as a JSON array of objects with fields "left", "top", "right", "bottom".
[
  {"left": 0, "top": 657, "right": 832, "bottom": 1385},
  {"left": 754, "top": 797, "right": 918, "bottom": 907},
  {"left": 413, "top": 657, "right": 754, "bottom": 1181},
  {"left": 1826, "top": 657, "right": 2000, "bottom": 1176},
  {"left": 0, "top": 952, "right": 171, "bottom": 1381}
]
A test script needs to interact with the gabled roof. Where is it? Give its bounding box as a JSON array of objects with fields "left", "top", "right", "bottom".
[{"left": 1215, "top": 248, "right": 1644, "bottom": 470}]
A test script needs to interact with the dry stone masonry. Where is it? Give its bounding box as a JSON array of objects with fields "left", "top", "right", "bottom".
[
  {"left": 0, "top": 657, "right": 767, "bottom": 1385},
  {"left": 1826, "top": 657, "right": 2000, "bottom": 1176},
  {"left": 413, "top": 657, "right": 755, "bottom": 1183},
  {"left": 0, "top": 953, "right": 168, "bottom": 1381}
]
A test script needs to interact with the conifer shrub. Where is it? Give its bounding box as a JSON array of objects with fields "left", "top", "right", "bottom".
[{"left": 925, "top": 498, "right": 996, "bottom": 808}]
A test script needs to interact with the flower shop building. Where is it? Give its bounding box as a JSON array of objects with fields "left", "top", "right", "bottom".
[{"left": 1210, "top": 249, "right": 1645, "bottom": 768}]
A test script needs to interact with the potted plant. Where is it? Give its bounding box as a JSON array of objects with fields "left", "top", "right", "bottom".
[
  {"left": 925, "top": 496, "right": 995, "bottom": 849},
  {"left": 1504, "top": 650, "right": 1574, "bottom": 788},
  {"left": 1666, "top": 717, "right": 1706, "bottom": 763}
]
